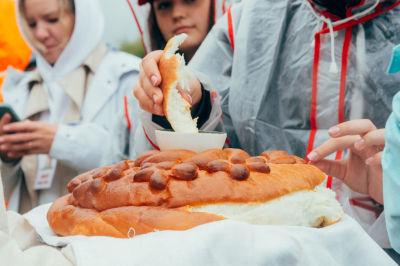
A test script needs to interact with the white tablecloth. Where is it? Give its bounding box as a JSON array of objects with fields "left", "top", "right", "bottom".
[{"left": 24, "top": 203, "right": 396, "bottom": 266}]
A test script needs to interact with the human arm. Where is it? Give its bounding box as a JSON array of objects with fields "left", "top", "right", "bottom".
[
  {"left": 307, "top": 119, "right": 384, "bottom": 204},
  {"left": 46, "top": 122, "right": 109, "bottom": 172}
]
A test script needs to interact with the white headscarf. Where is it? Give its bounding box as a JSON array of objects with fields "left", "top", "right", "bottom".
[
  {"left": 18, "top": 0, "right": 104, "bottom": 83},
  {"left": 17, "top": 0, "right": 105, "bottom": 123}
]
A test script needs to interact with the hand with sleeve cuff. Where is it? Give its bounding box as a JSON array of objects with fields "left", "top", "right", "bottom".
[
  {"left": 307, "top": 119, "right": 384, "bottom": 204},
  {"left": 133, "top": 51, "right": 202, "bottom": 116}
]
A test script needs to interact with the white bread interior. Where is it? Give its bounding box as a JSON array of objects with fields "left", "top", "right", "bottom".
[
  {"left": 163, "top": 34, "right": 198, "bottom": 133},
  {"left": 190, "top": 186, "right": 343, "bottom": 227}
]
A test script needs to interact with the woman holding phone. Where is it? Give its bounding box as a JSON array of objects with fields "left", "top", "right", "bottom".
[{"left": 0, "top": 0, "right": 141, "bottom": 213}]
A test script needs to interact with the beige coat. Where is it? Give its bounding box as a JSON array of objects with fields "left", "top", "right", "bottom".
[{"left": 1, "top": 43, "right": 141, "bottom": 213}]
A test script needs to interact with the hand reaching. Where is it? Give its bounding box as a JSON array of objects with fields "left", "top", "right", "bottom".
[{"left": 307, "top": 119, "right": 384, "bottom": 204}]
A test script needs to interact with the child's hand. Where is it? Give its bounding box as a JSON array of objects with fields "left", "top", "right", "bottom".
[
  {"left": 307, "top": 119, "right": 384, "bottom": 204},
  {"left": 133, "top": 51, "right": 201, "bottom": 116}
]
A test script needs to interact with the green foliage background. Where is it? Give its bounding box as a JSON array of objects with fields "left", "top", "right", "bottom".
[{"left": 119, "top": 39, "right": 146, "bottom": 58}]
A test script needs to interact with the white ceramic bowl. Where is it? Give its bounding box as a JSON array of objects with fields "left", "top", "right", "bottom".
[{"left": 155, "top": 129, "right": 227, "bottom": 153}]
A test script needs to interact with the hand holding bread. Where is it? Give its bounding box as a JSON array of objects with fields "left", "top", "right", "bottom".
[{"left": 133, "top": 34, "right": 202, "bottom": 118}]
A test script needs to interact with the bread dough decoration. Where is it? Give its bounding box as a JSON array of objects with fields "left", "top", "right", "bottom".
[
  {"left": 159, "top": 34, "right": 198, "bottom": 133},
  {"left": 47, "top": 149, "right": 343, "bottom": 238}
]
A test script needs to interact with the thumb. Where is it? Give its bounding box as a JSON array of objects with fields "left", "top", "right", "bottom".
[
  {"left": 178, "top": 91, "right": 192, "bottom": 104},
  {"left": 309, "top": 159, "right": 346, "bottom": 180}
]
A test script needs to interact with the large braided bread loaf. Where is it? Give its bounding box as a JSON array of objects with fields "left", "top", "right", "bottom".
[{"left": 47, "top": 149, "right": 343, "bottom": 238}]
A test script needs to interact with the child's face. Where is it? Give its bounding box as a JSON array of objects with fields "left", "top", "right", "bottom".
[{"left": 153, "top": 0, "right": 211, "bottom": 58}]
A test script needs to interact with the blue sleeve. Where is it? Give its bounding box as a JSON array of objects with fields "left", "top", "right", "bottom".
[{"left": 383, "top": 91, "right": 400, "bottom": 253}]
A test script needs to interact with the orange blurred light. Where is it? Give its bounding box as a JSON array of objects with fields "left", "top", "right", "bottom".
[{"left": 0, "top": 0, "right": 32, "bottom": 98}]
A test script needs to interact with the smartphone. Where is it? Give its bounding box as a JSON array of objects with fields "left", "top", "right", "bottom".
[{"left": 0, "top": 103, "right": 21, "bottom": 123}]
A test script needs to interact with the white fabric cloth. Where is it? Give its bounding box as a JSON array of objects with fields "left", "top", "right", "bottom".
[
  {"left": 0, "top": 174, "right": 76, "bottom": 266},
  {"left": 24, "top": 203, "right": 396, "bottom": 266}
]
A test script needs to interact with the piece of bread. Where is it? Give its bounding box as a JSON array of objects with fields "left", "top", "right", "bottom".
[
  {"left": 47, "top": 149, "right": 343, "bottom": 238},
  {"left": 159, "top": 34, "right": 198, "bottom": 133}
]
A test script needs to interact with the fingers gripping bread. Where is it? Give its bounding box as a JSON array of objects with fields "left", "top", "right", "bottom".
[
  {"left": 159, "top": 34, "right": 198, "bottom": 133},
  {"left": 48, "top": 150, "right": 343, "bottom": 238}
]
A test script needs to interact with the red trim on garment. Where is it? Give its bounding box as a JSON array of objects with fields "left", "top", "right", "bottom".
[
  {"left": 353, "top": 196, "right": 376, "bottom": 201},
  {"left": 5, "top": 201, "right": 9, "bottom": 210},
  {"left": 376, "top": 2, "right": 382, "bottom": 12},
  {"left": 349, "top": 197, "right": 383, "bottom": 219},
  {"left": 143, "top": 126, "right": 160, "bottom": 150},
  {"left": 222, "top": 0, "right": 226, "bottom": 14},
  {"left": 227, "top": 5, "right": 235, "bottom": 51},
  {"left": 318, "top": 1, "right": 400, "bottom": 35},
  {"left": 126, "top": 0, "right": 148, "bottom": 54},
  {"left": 124, "top": 96, "right": 132, "bottom": 130},
  {"left": 326, "top": 176, "right": 333, "bottom": 189},
  {"left": 346, "top": 0, "right": 366, "bottom": 17}
]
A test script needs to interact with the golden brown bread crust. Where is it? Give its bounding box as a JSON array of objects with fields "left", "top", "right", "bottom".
[
  {"left": 159, "top": 38, "right": 189, "bottom": 123},
  {"left": 48, "top": 149, "right": 325, "bottom": 238},
  {"left": 48, "top": 194, "right": 225, "bottom": 238}
]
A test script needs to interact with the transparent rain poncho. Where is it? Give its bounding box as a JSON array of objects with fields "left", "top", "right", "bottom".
[{"left": 189, "top": 0, "right": 400, "bottom": 249}]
